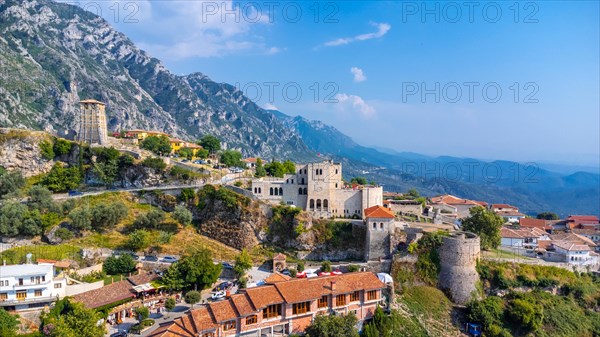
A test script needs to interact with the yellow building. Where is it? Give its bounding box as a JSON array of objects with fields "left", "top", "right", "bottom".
[{"left": 126, "top": 130, "right": 170, "bottom": 141}]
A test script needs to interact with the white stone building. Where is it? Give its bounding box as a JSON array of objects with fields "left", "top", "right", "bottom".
[
  {"left": 251, "top": 161, "right": 383, "bottom": 218},
  {"left": 0, "top": 263, "right": 66, "bottom": 310},
  {"left": 551, "top": 241, "right": 600, "bottom": 266}
]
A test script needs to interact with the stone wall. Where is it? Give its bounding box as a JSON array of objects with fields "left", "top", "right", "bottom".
[
  {"left": 0, "top": 128, "right": 54, "bottom": 177},
  {"left": 438, "top": 232, "right": 480, "bottom": 305}
]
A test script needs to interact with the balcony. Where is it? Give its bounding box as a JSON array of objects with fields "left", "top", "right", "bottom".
[
  {"left": 0, "top": 295, "right": 58, "bottom": 307},
  {"left": 13, "top": 281, "right": 51, "bottom": 289}
]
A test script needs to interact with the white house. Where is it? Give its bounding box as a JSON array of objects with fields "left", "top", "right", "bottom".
[
  {"left": 243, "top": 158, "right": 258, "bottom": 169},
  {"left": 551, "top": 241, "right": 600, "bottom": 266},
  {"left": 500, "top": 227, "right": 549, "bottom": 248},
  {"left": 0, "top": 263, "right": 66, "bottom": 310},
  {"left": 490, "top": 204, "right": 526, "bottom": 223},
  {"left": 572, "top": 229, "right": 600, "bottom": 251}
]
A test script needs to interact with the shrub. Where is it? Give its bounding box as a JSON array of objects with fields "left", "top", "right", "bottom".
[
  {"left": 103, "top": 254, "right": 136, "bottom": 275},
  {"left": 158, "top": 231, "right": 173, "bottom": 244},
  {"left": 53, "top": 139, "right": 72, "bottom": 156},
  {"left": 133, "top": 209, "right": 166, "bottom": 229},
  {"left": 41, "top": 163, "right": 82, "bottom": 192},
  {"left": 185, "top": 291, "right": 201, "bottom": 306},
  {"left": 127, "top": 230, "right": 149, "bottom": 251},
  {"left": 466, "top": 296, "right": 505, "bottom": 333},
  {"left": 142, "top": 157, "right": 167, "bottom": 172},
  {"left": 68, "top": 207, "right": 92, "bottom": 231},
  {"left": 507, "top": 298, "right": 542, "bottom": 332},
  {"left": 321, "top": 260, "right": 332, "bottom": 272},
  {"left": 39, "top": 140, "right": 55, "bottom": 160},
  {"left": 90, "top": 201, "right": 127, "bottom": 231},
  {"left": 172, "top": 206, "right": 192, "bottom": 225},
  {"left": 135, "top": 306, "right": 150, "bottom": 321},
  {"left": 55, "top": 228, "right": 74, "bottom": 241}
]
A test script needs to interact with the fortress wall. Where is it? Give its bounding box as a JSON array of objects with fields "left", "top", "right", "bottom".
[{"left": 438, "top": 232, "right": 481, "bottom": 305}]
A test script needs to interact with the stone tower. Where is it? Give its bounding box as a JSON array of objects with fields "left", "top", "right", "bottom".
[
  {"left": 364, "top": 205, "right": 395, "bottom": 261},
  {"left": 77, "top": 99, "right": 108, "bottom": 145},
  {"left": 438, "top": 232, "right": 480, "bottom": 305}
]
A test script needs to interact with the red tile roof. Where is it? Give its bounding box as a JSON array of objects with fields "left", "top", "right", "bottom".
[
  {"left": 229, "top": 293, "right": 256, "bottom": 316},
  {"left": 501, "top": 227, "right": 547, "bottom": 239},
  {"left": 519, "top": 218, "right": 552, "bottom": 230},
  {"left": 243, "top": 158, "right": 258, "bottom": 163},
  {"left": 264, "top": 272, "right": 292, "bottom": 284},
  {"left": 552, "top": 241, "right": 592, "bottom": 251},
  {"left": 208, "top": 298, "right": 238, "bottom": 322},
  {"left": 72, "top": 279, "right": 135, "bottom": 309},
  {"left": 244, "top": 285, "right": 284, "bottom": 309},
  {"left": 430, "top": 195, "right": 487, "bottom": 207},
  {"left": 364, "top": 205, "right": 394, "bottom": 219}
]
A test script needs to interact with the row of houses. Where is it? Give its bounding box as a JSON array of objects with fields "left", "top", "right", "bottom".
[{"left": 149, "top": 272, "right": 387, "bottom": 337}]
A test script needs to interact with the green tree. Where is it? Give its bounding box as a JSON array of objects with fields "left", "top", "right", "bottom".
[
  {"left": 127, "top": 229, "right": 149, "bottom": 251},
  {"left": 350, "top": 177, "right": 368, "bottom": 185},
  {"left": 461, "top": 206, "right": 504, "bottom": 250},
  {"left": 53, "top": 138, "right": 73, "bottom": 156},
  {"left": 179, "top": 249, "right": 222, "bottom": 291},
  {"left": 133, "top": 209, "right": 166, "bottom": 229},
  {"left": 321, "top": 260, "right": 332, "bottom": 272},
  {"left": 41, "top": 298, "right": 105, "bottom": 337},
  {"left": 179, "top": 188, "right": 196, "bottom": 203},
  {"left": 466, "top": 296, "right": 505, "bottom": 334},
  {"left": 135, "top": 306, "right": 149, "bottom": 322},
  {"left": 255, "top": 158, "right": 266, "bottom": 177},
  {"left": 40, "top": 140, "right": 55, "bottom": 160},
  {"left": 407, "top": 188, "right": 420, "bottom": 198},
  {"left": 0, "top": 202, "right": 27, "bottom": 237},
  {"left": 41, "top": 163, "right": 82, "bottom": 192},
  {"left": 234, "top": 249, "right": 252, "bottom": 278},
  {"left": 195, "top": 148, "right": 209, "bottom": 159},
  {"left": 69, "top": 206, "right": 92, "bottom": 231},
  {"left": 140, "top": 135, "right": 171, "bottom": 156},
  {"left": 198, "top": 135, "right": 221, "bottom": 153},
  {"left": 265, "top": 161, "right": 285, "bottom": 177},
  {"left": 27, "top": 185, "right": 56, "bottom": 213},
  {"left": 0, "top": 170, "right": 26, "bottom": 199},
  {"left": 297, "top": 261, "right": 305, "bottom": 272},
  {"left": 164, "top": 297, "right": 176, "bottom": 316},
  {"left": 172, "top": 205, "right": 192, "bottom": 225},
  {"left": 184, "top": 291, "right": 201, "bottom": 308},
  {"left": 282, "top": 160, "right": 296, "bottom": 174},
  {"left": 177, "top": 147, "right": 194, "bottom": 160},
  {"left": 93, "top": 159, "right": 119, "bottom": 188},
  {"left": 103, "top": 254, "right": 136, "bottom": 275},
  {"left": 161, "top": 262, "right": 186, "bottom": 291},
  {"left": 220, "top": 150, "right": 243, "bottom": 167},
  {"left": 90, "top": 202, "right": 128, "bottom": 231},
  {"left": 536, "top": 212, "right": 559, "bottom": 220},
  {"left": 508, "top": 298, "right": 542, "bottom": 332},
  {"left": 0, "top": 307, "right": 18, "bottom": 336},
  {"left": 142, "top": 157, "right": 167, "bottom": 173},
  {"left": 305, "top": 313, "right": 359, "bottom": 337}
]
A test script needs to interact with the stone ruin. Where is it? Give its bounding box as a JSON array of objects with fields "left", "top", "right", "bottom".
[{"left": 438, "top": 231, "right": 481, "bottom": 305}]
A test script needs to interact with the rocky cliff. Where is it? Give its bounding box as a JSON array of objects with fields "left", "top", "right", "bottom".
[{"left": 0, "top": 128, "right": 54, "bottom": 177}]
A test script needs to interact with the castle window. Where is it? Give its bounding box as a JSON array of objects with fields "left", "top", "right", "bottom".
[
  {"left": 304, "top": 169, "right": 307, "bottom": 174},
  {"left": 270, "top": 187, "right": 274, "bottom": 195},
  {"left": 380, "top": 223, "right": 384, "bottom": 229},
  {"left": 291, "top": 179, "right": 294, "bottom": 184},
  {"left": 258, "top": 187, "right": 262, "bottom": 194},
  {"left": 316, "top": 199, "right": 322, "bottom": 210},
  {"left": 279, "top": 187, "right": 283, "bottom": 195},
  {"left": 335, "top": 169, "right": 338, "bottom": 174},
  {"left": 299, "top": 188, "right": 303, "bottom": 195},
  {"left": 301, "top": 178, "right": 305, "bottom": 185},
  {"left": 373, "top": 223, "right": 377, "bottom": 229},
  {"left": 303, "top": 187, "right": 307, "bottom": 194},
  {"left": 323, "top": 199, "right": 328, "bottom": 210},
  {"left": 335, "top": 183, "right": 338, "bottom": 188},
  {"left": 310, "top": 199, "right": 315, "bottom": 210}
]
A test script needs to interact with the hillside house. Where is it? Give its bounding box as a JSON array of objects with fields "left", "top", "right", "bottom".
[
  {"left": 0, "top": 262, "right": 67, "bottom": 310},
  {"left": 430, "top": 195, "right": 487, "bottom": 218},
  {"left": 148, "top": 272, "right": 386, "bottom": 337},
  {"left": 500, "top": 227, "right": 549, "bottom": 248}
]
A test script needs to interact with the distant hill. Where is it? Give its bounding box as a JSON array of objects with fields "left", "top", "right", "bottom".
[{"left": 0, "top": 0, "right": 597, "bottom": 217}]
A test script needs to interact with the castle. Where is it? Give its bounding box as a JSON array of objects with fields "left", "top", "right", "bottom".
[
  {"left": 437, "top": 232, "right": 481, "bottom": 305},
  {"left": 251, "top": 161, "right": 383, "bottom": 219},
  {"left": 76, "top": 99, "right": 108, "bottom": 145}
]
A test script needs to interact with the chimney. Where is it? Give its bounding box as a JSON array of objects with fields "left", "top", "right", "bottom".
[{"left": 331, "top": 281, "right": 336, "bottom": 292}]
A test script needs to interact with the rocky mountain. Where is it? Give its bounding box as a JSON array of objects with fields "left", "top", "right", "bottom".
[
  {"left": 0, "top": 0, "right": 597, "bottom": 216},
  {"left": 0, "top": 0, "right": 310, "bottom": 159}
]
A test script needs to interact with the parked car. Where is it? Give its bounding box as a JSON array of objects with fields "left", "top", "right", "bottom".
[
  {"left": 211, "top": 290, "right": 226, "bottom": 300},
  {"left": 162, "top": 256, "right": 178, "bottom": 263},
  {"left": 68, "top": 190, "right": 83, "bottom": 196},
  {"left": 214, "top": 281, "right": 233, "bottom": 291},
  {"left": 281, "top": 269, "right": 291, "bottom": 276},
  {"left": 182, "top": 159, "right": 189, "bottom": 163},
  {"left": 222, "top": 262, "right": 234, "bottom": 270},
  {"left": 128, "top": 252, "right": 140, "bottom": 260},
  {"left": 144, "top": 255, "right": 159, "bottom": 262}
]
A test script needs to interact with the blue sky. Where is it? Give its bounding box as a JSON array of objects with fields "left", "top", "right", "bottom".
[{"left": 84, "top": 1, "right": 599, "bottom": 167}]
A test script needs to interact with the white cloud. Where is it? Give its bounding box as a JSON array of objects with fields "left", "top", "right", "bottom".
[
  {"left": 350, "top": 67, "right": 367, "bottom": 82},
  {"left": 324, "top": 22, "right": 391, "bottom": 47},
  {"left": 263, "top": 103, "right": 279, "bottom": 110},
  {"left": 92, "top": 1, "right": 280, "bottom": 59},
  {"left": 334, "top": 93, "right": 376, "bottom": 118}
]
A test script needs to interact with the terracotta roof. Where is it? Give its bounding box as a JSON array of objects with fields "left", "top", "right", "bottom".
[
  {"left": 491, "top": 204, "right": 518, "bottom": 210},
  {"left": 36, "top": 259, "right": 71, "bottom": 269},
  {"left": 208, "top": 299, "right": 238, "bottom": 322},
  {"left": 430, "top": 195, "right": 487, "bottom": 207},
  {"left": 72, "top": 279, "right": 135, "bottom": 309},
  {"left": 185, "top": 143, "right": 202, "bottom": 149},
  {"left": 243, "top": 158, "right": 258, "bottom": 163},
  {"left": 572, "top": 228, "right": 600, "bottom": 236},
  {"left": 496, "top": 210, "right": 526, "bottom": 217},
  {"left": 537, "top": 239, "right": 552, "bottom": 249},
  {"left": 519, "top": 218, "right": 552, "bottom": 230},
  {"left": 264, "top": 272, "right": 292, "bottom": 284},
  {"left": 552, "top": 241, "right": 592, "bottom": 251},
  {"left": 229, "top": 293, "right": 256, "bottom": 316},
  {"left": 273, "top": 272, "right": 385, "bottom": 304},
  {"left": 128, "top": 271, "right": 160, "bottom": 286},
  {"left": 244, "top": 285, "right": 284, "bottom": 309},
  {"left": 501, "top": 227, "right": 547, "bottom": 239},
  {"left": 567, "top": 215, "right": 599, "bottom": 222},
  {"left": 170, "top": 138, "right": 185, "bottom": 143},
  {"left": 550, "top": 233, "right": 597, "bottom": 247},
  {"left": 79, "top": 99, "right": 105, "bottom": 105},
  {"left": 189, "top": 306, "right": 218, "bottom": 332},
  {"left": 364, "top": 205, "right": 395, "bottom": 219}
]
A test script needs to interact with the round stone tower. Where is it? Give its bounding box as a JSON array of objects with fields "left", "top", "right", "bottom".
[{"left": 438, "top": 232, "right": 480, "bottom": 305}]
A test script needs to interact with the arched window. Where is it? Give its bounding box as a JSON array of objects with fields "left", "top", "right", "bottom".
[
  {"left": 303, "top": 187, "right": 307, "bottom": 194},
  {"left": 270, "top": 187, "right": 274, "bottom": 195},
  {"left": 316, "top": 199, "right": 322, "bottom": 210},
  {"left": 310, "top": 199, "right": 315, "bottom": 210},
  {"left": 373, "top": 222, "right": 377, "bottom": 229},
  {"left": 323, "top": 199, "right": 329, "bottom": 210},
  {"left": 380, "top": 223, "right": 384, "bottom": 229},
  {"left": 301, "top": 178, "right": 305, "bottom": 184},
  {"left": 299, "top": 188, "right": 303, "bottom": 195},
  {"left": 279, "top": 187, "right": 283, "bottom": 195},
  {"left": 258, "top": 187, "right": 262, "bottom": 194}
]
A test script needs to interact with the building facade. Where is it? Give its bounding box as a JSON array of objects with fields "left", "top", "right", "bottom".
[
  {"left": 0, "top": 263, "right": 66, "bottom": 310},
  {"left": 251, "top": 161, "right": 383, "bottom": 218},
  {"left": 77, "top": 99, "right": 108, "bottom": 145},
  {"left": 364, "top": 205, "right": 396, "bottom": 261},
  {"left": 149, "top": 272, "right": 386, "bottom": 337}
]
